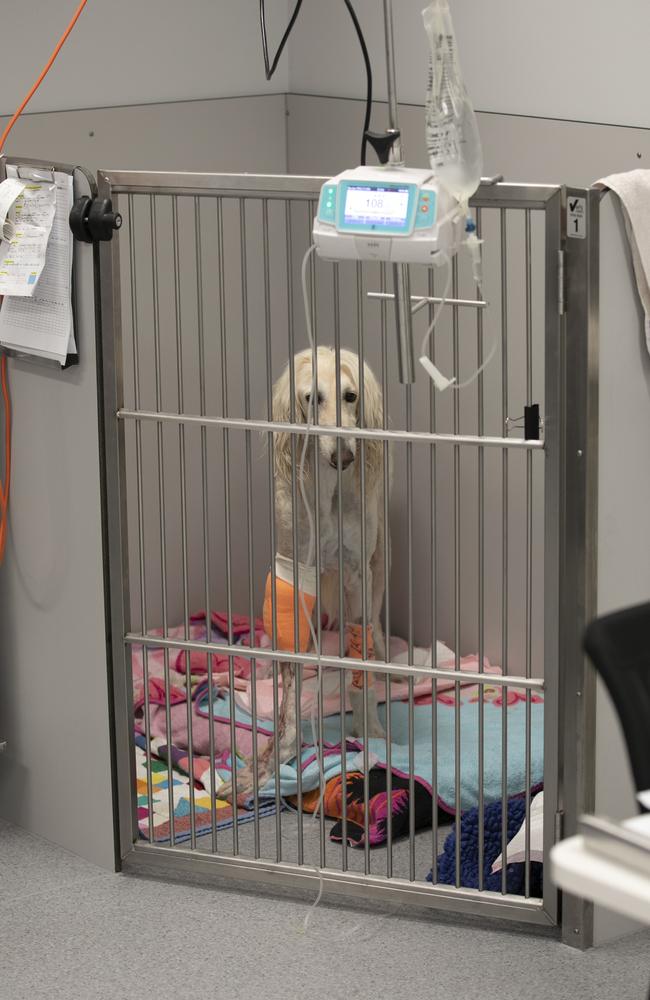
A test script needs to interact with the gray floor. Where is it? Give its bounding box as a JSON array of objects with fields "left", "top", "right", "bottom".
[{"left": 2, "top": 816, "right": 650, "bottom": 1000}]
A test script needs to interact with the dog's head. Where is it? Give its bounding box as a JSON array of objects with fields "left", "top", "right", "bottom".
[{"left": 272, "top": 346, "right": 383, "bottom": 488}]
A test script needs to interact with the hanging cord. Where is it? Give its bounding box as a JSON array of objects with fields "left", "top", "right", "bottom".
[
  {"left": 259, "top": 0, "right": 305, "bottom": 80},
  {"left": 420, "top": 253, "right": 453, "bottom": 362},
  {"left": 259, "top": 0, "right": 372, "bottom": 166},
  {"left": 0, "top": 0, "right": 90, "bottom": 563},
  {"left": 342, "top": 0, "right": 373, "bottom": 165},
  {"left": 297, "top": 245, "right": 327, "bottom": 928}
]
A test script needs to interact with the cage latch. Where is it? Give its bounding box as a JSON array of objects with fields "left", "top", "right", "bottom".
[{"left": 69, "top": 195, "right": 122, "bottom": 243}]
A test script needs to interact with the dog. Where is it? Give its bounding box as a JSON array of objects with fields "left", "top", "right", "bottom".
[{"left": 220, "top": 346, "right": 389, "bottom": 803}]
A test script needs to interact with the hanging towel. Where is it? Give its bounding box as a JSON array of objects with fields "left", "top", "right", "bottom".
[{"left": 596, "top": 169, "right": 650, "bottom": 353}]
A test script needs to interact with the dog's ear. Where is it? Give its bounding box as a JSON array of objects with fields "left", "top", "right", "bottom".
[{"left": 357, "top": 360, "right": 384, "bottom": 493}]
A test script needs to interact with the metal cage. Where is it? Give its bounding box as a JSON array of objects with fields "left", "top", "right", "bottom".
[{"left": 98, "top": 170, "right": 598, "bottom": 942}]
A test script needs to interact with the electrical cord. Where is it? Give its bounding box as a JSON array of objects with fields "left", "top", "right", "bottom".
[
  {"left": 259, "top": 0, "right": 304, "bottom": 81},
  {"left": 259, "top": 0, "right": 372, "bottom": 166},
  {"left": 342, "top": 0, "right": 373, "bottom": 165},
  {"left": 0, "top": 0, "right": 90, "bottom": 563}
]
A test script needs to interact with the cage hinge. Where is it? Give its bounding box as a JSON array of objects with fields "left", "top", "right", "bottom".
[
  {"left": 69, "top": 195, "right": 122, "bottom": 243},
  {"left": 557, "top": 249, "right": 566, "bottom": 315},
  {"left": 555, "top": 809, "right": 565, "bottom": 843}
]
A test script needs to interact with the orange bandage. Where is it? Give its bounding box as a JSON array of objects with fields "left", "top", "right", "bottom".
[
  {"left": 263, "top": 570, "right": 316, "bottom": 653},
  {"left": 346, "top": 623, "right": 374, "bottom": 689}
]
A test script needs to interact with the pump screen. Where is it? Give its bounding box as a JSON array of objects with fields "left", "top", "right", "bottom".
[{"left": 343, "top": 185, "right": 410, "bottom": 228}]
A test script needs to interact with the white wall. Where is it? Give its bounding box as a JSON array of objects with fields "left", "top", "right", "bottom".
[
  {"left": 289, "top": 0, "right": 650, "bottom": 128},
  {"left": 0, "top": 0, "right": 289, "bottom": 119}
]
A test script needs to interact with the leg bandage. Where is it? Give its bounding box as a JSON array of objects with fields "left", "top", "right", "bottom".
[
  {"left": 346, "top": 622, "right": 374, "bottom": 689},
  {"left": 263, "top": 554, "right": 316, "bottom": 653}
]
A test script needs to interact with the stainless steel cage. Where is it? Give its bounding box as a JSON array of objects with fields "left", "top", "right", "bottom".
[{"left": 98, "top": 171, "right": 598, "bottom": 944}]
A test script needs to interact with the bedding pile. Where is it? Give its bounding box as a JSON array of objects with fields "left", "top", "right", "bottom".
[{"left": 133, "top": 610, "right": 544, "bottom": 865}]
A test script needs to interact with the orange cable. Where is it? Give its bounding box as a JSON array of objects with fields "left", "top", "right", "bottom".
[{"left": 0, "top": 0, "right": 89, "bottom": 563}]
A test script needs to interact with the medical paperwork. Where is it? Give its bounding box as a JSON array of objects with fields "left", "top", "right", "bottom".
[
  {"left": 0, "top": 174, "right": 56, "bottom": 294},
  {"left": 0, "top": 177, "right": 28, "bottom": 242},
  {"left": 0, "top": 166, "right": 76, "bottom": 366}
]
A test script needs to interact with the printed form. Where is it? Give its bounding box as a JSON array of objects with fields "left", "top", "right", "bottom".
[{"left": 0, "top": 166, "right": 75, "bottom": 365}]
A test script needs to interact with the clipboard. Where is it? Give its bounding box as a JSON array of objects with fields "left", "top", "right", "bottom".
[{"left": 0, "top": 156, "right": 96, "bottom": 370}]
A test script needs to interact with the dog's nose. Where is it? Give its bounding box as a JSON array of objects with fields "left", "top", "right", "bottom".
[{"left": 330, "top": 447, "right": 354, "bottom": 470}]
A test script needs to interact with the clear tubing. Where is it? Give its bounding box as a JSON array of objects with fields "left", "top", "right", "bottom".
[{"left": 308, "top": 204, "right": 326, "bottom": 872}]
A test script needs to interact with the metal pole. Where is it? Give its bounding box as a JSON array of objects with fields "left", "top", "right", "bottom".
[{"left": 382, "top": 0, "right": 415, "bottom": 384}]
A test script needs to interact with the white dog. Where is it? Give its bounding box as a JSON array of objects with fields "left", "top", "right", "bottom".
[{"left": 221, "top": 346, "right": 389, "bottom": 803}]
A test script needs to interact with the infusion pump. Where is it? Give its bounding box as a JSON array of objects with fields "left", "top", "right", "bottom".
[{"left": 312, "top": 165, "right": 463, "bottom": 264}]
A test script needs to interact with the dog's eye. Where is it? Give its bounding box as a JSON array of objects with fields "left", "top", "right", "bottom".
[
  {"left": 304, "top": 391, "right": 323, "bottom": 405},
  {"left": 343, "top": 390, "right": 357, "bottom": 403}
]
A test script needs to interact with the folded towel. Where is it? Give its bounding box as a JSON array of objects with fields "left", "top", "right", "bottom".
[{"left": 596, "top": 170, "right": 650, "bottom": 352}]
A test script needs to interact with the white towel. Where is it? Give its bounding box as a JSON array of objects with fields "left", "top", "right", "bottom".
[
  {"left": 491, "top": 790, "right": 544, "bottom": 873},
  {"left": 596, "top": 169, "right": 650, "bottom": 353}
]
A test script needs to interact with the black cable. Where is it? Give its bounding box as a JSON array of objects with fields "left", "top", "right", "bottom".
[
  {"left": 259, "top": 0, "right": 373, "bottom": 166},
  {"left": 342, "top": 0, "right": 373, "bottom": 165},
  {"left": 260, "top": 0, "right": 305, "bottom": 81}
]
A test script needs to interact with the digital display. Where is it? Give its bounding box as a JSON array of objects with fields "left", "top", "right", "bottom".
[{"left": 343, "top": 184, "right": 410, "bottom": 228}]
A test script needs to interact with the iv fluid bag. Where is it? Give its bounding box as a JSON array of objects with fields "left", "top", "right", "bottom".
[{"left": 423, "top": 0, "right": 483, "bottom": 204}]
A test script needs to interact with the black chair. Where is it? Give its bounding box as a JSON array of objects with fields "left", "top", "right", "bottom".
[{"left": 584, "top": 601, "right": 650, "bottom": 813}]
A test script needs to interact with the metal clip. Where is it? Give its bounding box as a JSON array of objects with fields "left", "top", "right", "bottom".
[
  {"left": 506, "top": 404, "right": 543, "bottom": 441},
  {"left": 16, "top": 165, "right": 55, "bottom": 182}
]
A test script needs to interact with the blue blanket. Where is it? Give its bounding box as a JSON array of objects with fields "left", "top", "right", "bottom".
[{"left": 205, "top": 689, "right": 544, "bottom": 815}]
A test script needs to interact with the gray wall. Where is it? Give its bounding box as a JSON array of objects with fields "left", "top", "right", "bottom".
[
  {"left": 0, "top": 95, "right": 289, "bottom": 870},
  {"left": 0, "top": 1, "right": 290, "bottom": 117},
  {"left": 288, "top": 0, "right": 650, "bottom": 128}
]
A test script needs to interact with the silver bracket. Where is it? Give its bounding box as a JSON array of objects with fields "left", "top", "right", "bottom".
[{"left": 558, "top": 249, "right": 566, "bottom": 316}]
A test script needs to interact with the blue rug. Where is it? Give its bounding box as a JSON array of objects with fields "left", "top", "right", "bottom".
[{"left": 429, "top": 797, "right": 543, "bottom": 894}]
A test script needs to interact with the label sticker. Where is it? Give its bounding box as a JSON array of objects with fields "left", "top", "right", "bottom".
[{"left": 568, "top": 195, "right": 586, "bottom": 238}]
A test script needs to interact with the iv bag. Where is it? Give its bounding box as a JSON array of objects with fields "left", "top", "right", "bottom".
[{"left": 423, "top": 0, "right": 483, "bottom": 205}]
